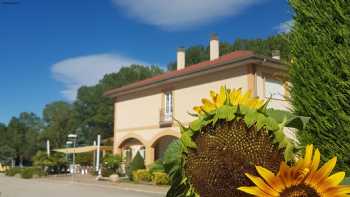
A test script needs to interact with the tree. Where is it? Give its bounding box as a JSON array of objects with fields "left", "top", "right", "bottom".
[
  {"left": 6, "top": 113, "right": 41, "bottom": 166},
  {"left": 289, "top": 0, "right": 350, "bottom": 173},
  {"left": 167, "top": 35, "right": 290, "bottom": 71},
  {"left": 127, "top": 152, "right": 145, "bottom": 180},
  {"left": 41, "top": 101, "right": 75, "bottom": 149},
  {"left": 73, "top": 65, "right": 163, "bottom": 144},
  {"left": 0, "top": 145, "right": 15, "bottom": 165}
]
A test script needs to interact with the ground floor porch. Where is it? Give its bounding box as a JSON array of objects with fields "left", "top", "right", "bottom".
[{"left": 113, "top": 127, "right": 181, "bottom": 166}]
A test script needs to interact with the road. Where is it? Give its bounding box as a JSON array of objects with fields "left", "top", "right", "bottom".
[{"left": 0, "top": 175, "right": 165, "bottom": 197}]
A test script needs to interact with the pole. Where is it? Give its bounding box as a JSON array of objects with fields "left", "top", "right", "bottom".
[
  {"left": 46, "top": 140, "right": 50, "bottom": 156},
  {"left": 93, "top": 141, "right": 96, "bottom": 169},
  {"left": 73, "top": 138, "right": 76, "bottom": 173},
  {"left": 96, "top": 135, "right": 101, "bottom": 174}
]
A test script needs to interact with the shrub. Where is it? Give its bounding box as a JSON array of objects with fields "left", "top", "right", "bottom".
[
  {"left": 21, "top": 168, "right": 34, "bottom": 179},
  {"left": 76, "top": 152, "right": 93, "bottom": 166},
  {"left": 127, "top": 152, "right": 145, "bottom": 180},
  {"left": 5, "top": 167, "right": 45, "bottom": 179},
  {"left": 5, "top": 167, "right": 22, "bottom": 177},
  {"left": 102, "top": 153, "right": 122, "bottom": 174},
  {"left": 133, "top": 169, "right": 152, "bottom": 183},
  {"left": 152, "top": 172, "right": 170, "bottom": 185},
  {"left": 20, "top": 167, "right": 45, "bottom": 179},
  {"left": 101, "top": 167, "right": 114, "bottom": 177},
  {"left": 32, "top": 151, "right": 68, "bottom": 174},
  {"left": 148, "top": 160, "right": 165, "bottom": 174}
]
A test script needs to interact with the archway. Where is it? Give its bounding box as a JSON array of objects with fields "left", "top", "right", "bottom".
[
  {"left": 151, "top": 135, "right": 179, "bottom": 161},
  {"left": 119, "top": 138, "right": 145, "bottom": 165}
]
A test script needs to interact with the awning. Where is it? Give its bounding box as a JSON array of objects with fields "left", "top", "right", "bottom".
[{"left": 53, "top": 146, "right": 113, "bottom": 154}]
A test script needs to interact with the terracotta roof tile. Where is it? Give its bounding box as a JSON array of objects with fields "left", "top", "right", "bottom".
[{"left": 105, "top": 50, "right": 255, "bottom": 96}]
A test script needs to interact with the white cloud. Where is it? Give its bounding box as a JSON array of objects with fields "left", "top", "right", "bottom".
[
  {"left": 112, "top": 0, "right": 263, "bottom": 30},
  {"left": 276, "top": 20, "right": 294, "bottom": 33},
  {"left": 52, "top": 53, "right": 146, "bottom": 101}
]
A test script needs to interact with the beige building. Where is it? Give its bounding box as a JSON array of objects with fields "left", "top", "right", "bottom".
[{"left": 105, "top": 35, "right": 290, "bottom": 166}]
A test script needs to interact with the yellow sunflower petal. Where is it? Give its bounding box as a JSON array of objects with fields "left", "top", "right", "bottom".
[
  {"left": 311, "top": 148, "right": 321, "bottom": 172},
  {"left": 239, "top": 91, "right": 252, "bottom": 105},
  {"left": 209, "top": 90, "right": 218, "bottom": 105},
  {"left": 256, "top": 166, "right": 285, "bottom": 192},
  {"left": 322, "top": 185, "right": 350, "bottom": 196},
  {"left": 201, "top": 98, "right": 216, "bottom": 112},
  {"left": 229, "top": 88, "right": 242, "bottom": 105},
  {"left": 245, "top": 173, "right": 279, "bottom": 196},
  {"left": 317, "top": 172, "right": 345, "bottom": 193},
  {"left": 278, "top": 162, "right": 293, "bottom": 188},
  {"left": 215, "top": 86, "right": 227, "bottom": 107},
  {"left": 237, "top": 186, "right": 273, "bottom": 197},
  {"left": 193, "top": 106, "right": 203, "bottom": 114},
  {"left": 303, "top": 144, "right": 314, "bottom": 167},
  {"left": 309, "top": 157, "right": 337, "bottom": 187}
]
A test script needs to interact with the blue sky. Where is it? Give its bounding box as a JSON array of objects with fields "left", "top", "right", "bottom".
[{"left": 0, "top": 0, "right": 292, "bottom": 124}]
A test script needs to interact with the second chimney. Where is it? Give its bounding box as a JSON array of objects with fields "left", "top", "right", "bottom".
[
  {"left": 177, "top": 47, "right": 185, "bottom": 70},
  {"left": 210, "top": 34, "right": 219, "bottom": 60}
]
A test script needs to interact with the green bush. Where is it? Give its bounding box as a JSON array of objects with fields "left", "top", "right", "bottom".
[
  {"left": 32, "top": 151, "right": 68, "bottom": 174},
  {"left": 127, "top": 152, "right": 145, "bottom": 180},
  {"left": 5, "top": 167, "right": 45, "bottom": 179},
  {"left": 148, "top": 160, "right": 165, "bottom": 174},
  {"left": 5, "top": 167, "right": 22, "bottom": 176},
  {"left": 102, "top": 153, "right": 122, "bottom": 174},
  {"left": 133, "top": 169, "right": 152, "bottom": 183},
  {"left": 101, "top": 167, "right": 114, "bottom": 177},
  {"left": 21, "top": 167, "right": 45, "bottom": 179},
  {"left": 21, "top": 168, "right": 34, "bottom": 179},
  {"left": 76, "top": 152, "right": 93, "bottom": 166},
  {"left": 152, "top": 172, "right": 170, "bottom": 185}
]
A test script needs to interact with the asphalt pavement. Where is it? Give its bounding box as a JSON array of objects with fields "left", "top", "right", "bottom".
[{"left": 0, "top": 174, "right": 165, "bottom": 197}]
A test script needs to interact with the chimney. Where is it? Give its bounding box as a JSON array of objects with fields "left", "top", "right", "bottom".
[
  {"left": 177, "top": 47, "right": 185, "bottom": 70},
  {"left": 210, "top": 33, "right": 219, "bottom": 60},
  {"left": 272, "top": 50, "right": 281, "bottom": 60}
]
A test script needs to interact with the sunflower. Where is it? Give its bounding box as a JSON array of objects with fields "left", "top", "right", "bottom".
[
  {"left": 193, "top": 86, "right": 264, "bottom": 114},
  {"left": 166, "top": 86, "right": 301, "bottom": 197},
  {"left": 238, "top": 144, "right": 350, "bottom": 197}
]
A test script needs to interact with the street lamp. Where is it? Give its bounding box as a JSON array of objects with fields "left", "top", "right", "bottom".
[
  {"left": 68, "top": 134, "right": 77, "bottom": 177},
  {"left": 66, "top": 141, "right": 72, "bottom": 164}
]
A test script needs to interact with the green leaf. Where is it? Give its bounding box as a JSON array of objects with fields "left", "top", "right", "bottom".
[
  {"left": 181, "top": 132, "right": 197, "bottom": 149},
  {"left": 266, "top": 109, "right": 310, "bottom": 130},
  {"left": 243, "top": 111, "right": 257, "bottom": 128},
  {"left": 190, "top": 118, "right": 204, "bottom": 131},
  {"left": 255, "top": 113, "right": 268, "bottom": 130},
  {"left": 257, "top": 97, "right": 271, "bottom": 114},
  {"left": 285, "top": 116, "right": 310, "bottom": 130},
  {"left": 284, "top": 142, "right": 295, "bottom": 161}
]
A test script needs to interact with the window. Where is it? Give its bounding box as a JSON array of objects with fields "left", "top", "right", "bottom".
[
  {"left": 164, "top": 92, "right": 173, "bottom": 119},
  {"left": 265, "top": 79, "right": 284, "bottom": 100}
]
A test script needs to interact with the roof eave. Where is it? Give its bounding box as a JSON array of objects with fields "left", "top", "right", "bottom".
[{"left": 104, "top": 55, "right": 289, "bottom": 98}]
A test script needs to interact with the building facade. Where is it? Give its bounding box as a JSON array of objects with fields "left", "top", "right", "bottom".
[{"left": 105, "top": 35, "right": 290, "bottom": 166}]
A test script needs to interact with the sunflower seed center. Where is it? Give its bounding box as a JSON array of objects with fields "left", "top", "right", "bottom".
[{"left": 280, "top": 184, "right": 320, "bottom": 197}]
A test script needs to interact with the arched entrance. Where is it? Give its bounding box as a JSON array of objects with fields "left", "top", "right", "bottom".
[
  {"left": 151, "top": 135, "right": 178, "bottom": 161},
  {"left": 119, "top": 138, "right": 145, "bottom": 165}
]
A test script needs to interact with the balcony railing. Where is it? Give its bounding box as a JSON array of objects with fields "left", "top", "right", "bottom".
[{"left": 159, "top": 108, "right": 173, "bottom": 127}]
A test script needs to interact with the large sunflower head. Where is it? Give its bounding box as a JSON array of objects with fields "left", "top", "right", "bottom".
[
  {"left": 167, "top": 86, "right": 297, "bottom": 197},
  {"left": 238, "top": 144, "right": 350, "bottom": 197}
]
